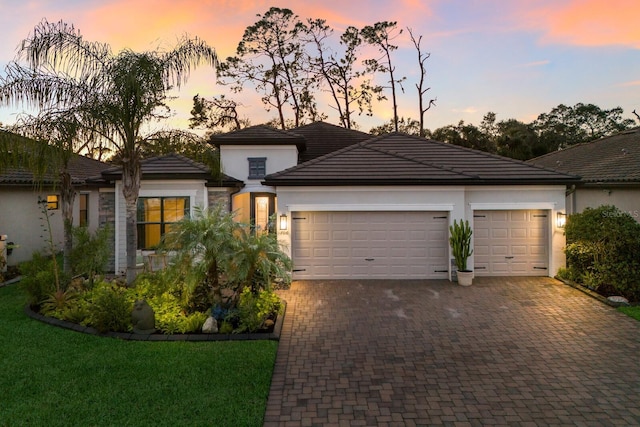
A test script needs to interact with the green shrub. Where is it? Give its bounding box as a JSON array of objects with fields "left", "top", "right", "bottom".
[
  {"left": 236, "top": 287, "right": 282, "bottom": 333},
  {"left": 219, "top": 321, "right": 234, "bottom": 334},
  {"left": 87, "top": 282, "right": 131, "bottom": 333},
  {"left": 41, "top": 288, "right": 78, "bottom": 317},
  {"left": 19, "top": 252, "right": 66, "bottom": 308},
  {"left": 70, "top": 225, "right": 112, "bottom": 284},
  {"left": 565, "top": 205, "right": 640, "bottom": 301},
  {"left": 179, "top": 312, "right": 209, "bottom": 333}
]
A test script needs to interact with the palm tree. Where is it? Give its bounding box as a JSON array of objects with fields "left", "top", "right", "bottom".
[
  {"left": 0, "top": 19, "right": 218, "bottom": 282},
  {"left": 163, "top": 204, "right": 238, "bottom": 308}
]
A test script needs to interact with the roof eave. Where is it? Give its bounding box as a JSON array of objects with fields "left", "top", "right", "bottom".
[{"left": 263, "top": 178, "right": 580, "bottom": 186}]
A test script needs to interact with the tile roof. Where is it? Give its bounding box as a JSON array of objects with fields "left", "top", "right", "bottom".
[
  {"left": 292, "top": 122, "right": 371, "bottom": 163},
  {"left": 264, "top": 132, "right": 580, "bottom": 186},
  {"left": 100, "top": 153, "right": 243, "bottom": 187},
  {"left": 0, "top": 154, "right": 110, "bottom": 186},
  {"left": 209, "top": 124, "right": 306, "bottom": 151},
  {"left": 527, "top": 128, "right": 640, "bottom": 183}
]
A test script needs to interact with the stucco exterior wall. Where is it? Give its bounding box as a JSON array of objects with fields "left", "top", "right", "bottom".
[
  {"left": 220, "top": 145, "right": 297, "bottom": 193},
  {"left": 275, "top": 185, "right": 567, "bottom": 278},
  {"left": 568, "top": 186, "right": 640, "bottom": 222},
  {"left": 0, "top": 187, "right": 101, "bottom": 265}
]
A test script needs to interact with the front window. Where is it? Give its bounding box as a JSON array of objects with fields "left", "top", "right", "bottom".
[
  {"left": 248, "top": 157, "right": 267, "bottom": 179},
  {"left": 79, "top": 194, "right": 88, "bottom": 227},
  {"left": 137, "top": 197, "right": 190, "bottom": 249},
  {"left": 47, "top": 195, "right": 59, "bottom": 210}
]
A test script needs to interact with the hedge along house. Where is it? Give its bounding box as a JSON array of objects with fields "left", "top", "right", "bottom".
[
  {"left": 262, "top": 132, "right": 581, "bottom": 280},
  {"left": 97, "top": 153, "right": 243, "bottom": 275}
]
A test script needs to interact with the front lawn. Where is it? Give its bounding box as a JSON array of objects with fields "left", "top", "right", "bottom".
[
  {"left": 618, "top": 305, "right": 640, "bottom": 321},
  {"left": 0, "top": 284, "right": 277, "bottom": 427}
]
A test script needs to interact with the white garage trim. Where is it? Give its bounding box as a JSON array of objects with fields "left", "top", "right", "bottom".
[
  {"left": 286, "top": 204, "right": 454, "bottom": 212},
  {"left": 292, "top": 211, "right": 449, "bottom": 280},
  {"left": 469, "top": 202, "right": 557, "bottom": 210}
]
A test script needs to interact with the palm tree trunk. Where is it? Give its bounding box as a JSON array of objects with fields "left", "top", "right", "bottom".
[
  {"left": 122, "top": 157, "right": 141, "bottom": 284},
  {"left": 60, "top": 170, "right": 75, "bottom": 275}
]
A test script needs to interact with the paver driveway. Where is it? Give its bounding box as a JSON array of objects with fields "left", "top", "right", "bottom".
[{"left": 264, "top": 277, "right": 640, "bottom": 426}]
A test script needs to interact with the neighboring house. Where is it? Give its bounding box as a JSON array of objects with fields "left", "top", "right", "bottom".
[
  {"left": 528, "top": 128, "right": 640, "bottom": 222},
  {"left": 0, "top": 154, "right": 110, "bottom": 265},
  {"left": 214, "top": 123, "right": 580, "bottom": 280}
]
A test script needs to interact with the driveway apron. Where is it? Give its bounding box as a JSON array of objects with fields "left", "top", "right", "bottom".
[{"left": 264, "top": 277, "right": 640, "bottom": 426}]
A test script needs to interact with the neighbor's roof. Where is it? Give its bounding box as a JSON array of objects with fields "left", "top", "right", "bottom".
[
  {"left": 264, "top": 132, "right": 580, "bottom": 186},
  {"left": 100, "top": 153, "right": 243, "bottom": 187},
  {"left": 209, "top": 124, "right": 306, "bottom": 151},
  {"left": 0, "top": 154, "right": 110, "bottom": 186},
  {"left": 292, "top": 122, "right": 371, "bottom": 163},
  {"left": 528, "top": 128, "right": 640, "bottom": 184}
]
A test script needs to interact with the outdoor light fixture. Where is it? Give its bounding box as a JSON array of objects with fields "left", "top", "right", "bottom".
[
  {"left": 280, "top": 213, "right": 288, "bottom": 231},
  {"left": 556, "top": 212, "right": 567, "bottom": 228}
]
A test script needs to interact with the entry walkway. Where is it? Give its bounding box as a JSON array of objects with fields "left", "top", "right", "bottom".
[{"left": 264, "top": 277, "right": 640, "bottom": 426}]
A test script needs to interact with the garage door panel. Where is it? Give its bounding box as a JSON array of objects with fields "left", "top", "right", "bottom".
[
  {"left": 293, "top": 211, "right": 448, "bottom": 279},
  {"left": 313, "top": 248, "right": 330, "bottom": 258},
  {"left": 511, "top": 245, "right": 528, "bottom": 255},
  {"left": 474, "top": 210, "right": 548, "bottom": 276},
  {"left": 491, "top": 245, "right": 509, "bottom": 255},
  {"left": 313, "top": 230, "right": 330, "bottom": 241},
  {"left": 530, "top": 245, "right": 546, "bottom": 255}
]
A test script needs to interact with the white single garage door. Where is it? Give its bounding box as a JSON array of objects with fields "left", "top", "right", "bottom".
[
  {"left": 473, "top": 210, "right": 549, "bottom": 276},
  {"left": 292, "top": 211, "right": 449, "bottom": 279}
]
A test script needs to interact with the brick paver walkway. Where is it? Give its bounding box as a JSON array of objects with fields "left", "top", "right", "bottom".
[{"left": 264, "top": 277, "right": 640, "bottom": 426}]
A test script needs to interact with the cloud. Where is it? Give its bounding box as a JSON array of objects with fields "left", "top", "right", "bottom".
[
  {"left": 616, "top": 80, "right": 640, "bottom": 87},
  {"left": 517, "top": 60, "right": 551, "bottom": 68},
  {"left": 523, "top": 0, "right": 640, "bottom": 48},
  {"left": 452, "top": 107, "right": 478, "bottom": 114}
]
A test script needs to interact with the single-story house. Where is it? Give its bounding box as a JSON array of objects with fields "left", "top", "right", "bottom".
[
  {"left": 0, "top": 153, "right": 110, "bottom": 265},
  {"left": 3, "top": 121, "right": 582, "bottom": 281},
  {"left": 528, "top": 127, "right": 640, "bottom": 222},
  {"left": 213, "top": 122, "right": 581, "bottom": 280}
]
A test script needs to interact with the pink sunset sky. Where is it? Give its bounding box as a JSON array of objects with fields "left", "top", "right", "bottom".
[{"left": 0, "top": 0, "right": 638, "bottom": 132}]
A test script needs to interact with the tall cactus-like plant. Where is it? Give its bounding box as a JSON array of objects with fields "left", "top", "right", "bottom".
[{"left": 449, "top": 219, "right": 473, "bottom": 272}]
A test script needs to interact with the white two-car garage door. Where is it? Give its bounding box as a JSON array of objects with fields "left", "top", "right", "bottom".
[
  {"left": 473, "top": 210, "right": 549, "bottom": 276},
  {"left": 292, "top": 211, "right": 449, "bottom": 279}
]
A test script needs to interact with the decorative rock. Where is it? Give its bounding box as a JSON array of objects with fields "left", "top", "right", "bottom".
[
  {"left": 131, "top": 299, "right": 156, "bottom": 334},
  {"left": 607, "top": 296, "right": 629, "bottom": 306},
  {"left": 202, "top": 316, "right": 218, "bottom": 333}
]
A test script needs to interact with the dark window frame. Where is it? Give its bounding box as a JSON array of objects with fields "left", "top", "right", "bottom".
[
  {"left": 136, "top": 196, "right": 190, "bottom": 250},
  {"left": 248, "top": 157, "right": 267, "bottom": 179},
  {"left": 79, "top": 193, "right": 89, "bottom": 227},
  {"left": 46, "top": 194, "right": 59, "bottom": 210}
]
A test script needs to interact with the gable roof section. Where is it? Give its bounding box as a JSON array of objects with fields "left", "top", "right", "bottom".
[
  {"left": 209, "top": 124, "right": 306, "bottom": 151},
  {"left": 264, "top": 133, "right": 580, "bottom": 186},
  {"left": 100, "top": 153, "right": 242, "bottom": 187},
  {"left": 292, "top": 122, "right": 371, "bottom": 163},
  {"left": 528, "top": 128, "right": 640, "bottom": 184}
]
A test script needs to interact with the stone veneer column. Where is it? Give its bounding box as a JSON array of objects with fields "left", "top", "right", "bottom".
[
  {"left": 99, "top": 191, "right": 116, "bottom": 273},
  {"left": 208, "top": 189, "right": 231, "bottom": 211}
]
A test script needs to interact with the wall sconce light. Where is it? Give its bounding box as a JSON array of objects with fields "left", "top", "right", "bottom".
[
  {"left": 556, "top": 212, "right": 567, "bottom": 228},
  {"left": 280, "top": 213, "right": 288, "bottom": 231}
]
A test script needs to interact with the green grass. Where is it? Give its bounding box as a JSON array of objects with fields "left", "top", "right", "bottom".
[
  {"left": 0, "top": 284, "right": 278, "bottom": 427},
  {"left": 618, "top": 305, "right": 640, "bottom": 321}
]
